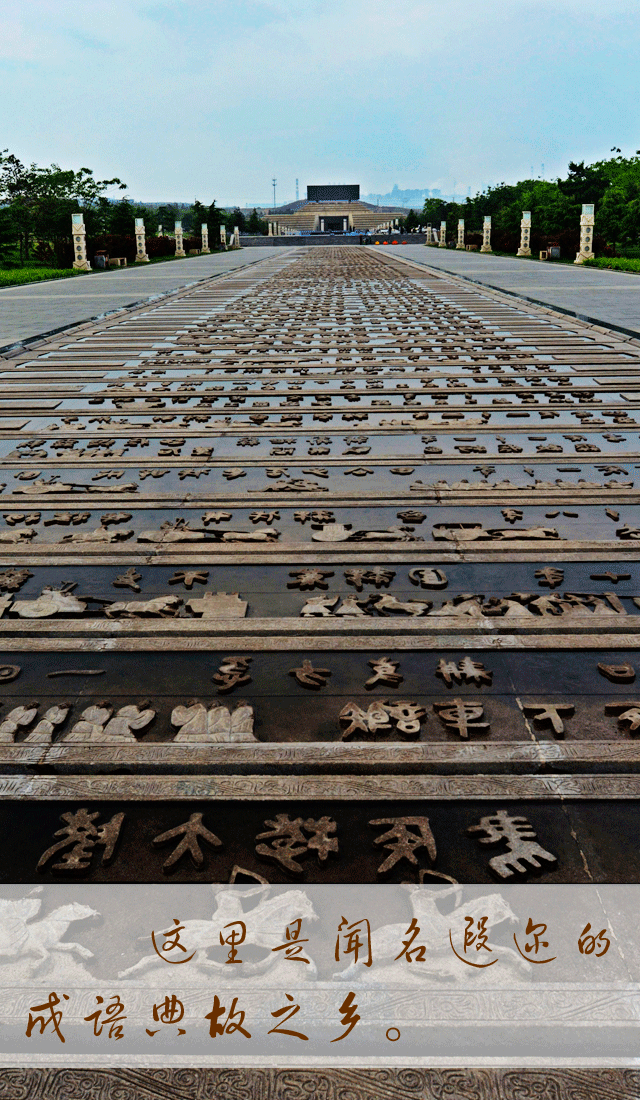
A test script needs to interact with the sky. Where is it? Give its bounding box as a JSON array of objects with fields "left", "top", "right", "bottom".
[{"left": 2, "top": 0, "right": 640, "bottom": 207}]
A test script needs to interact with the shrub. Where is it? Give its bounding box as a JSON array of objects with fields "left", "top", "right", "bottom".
[{"left": 584, "top": 256, "right": 640, "bottom": 272}]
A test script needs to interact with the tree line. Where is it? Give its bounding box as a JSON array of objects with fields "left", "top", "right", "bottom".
[
  {"left": 0, "top": 151, "right": 268, "bottom": 267},
  {"left": 401, "top": 151, "right": 640, "bottom": 253}
]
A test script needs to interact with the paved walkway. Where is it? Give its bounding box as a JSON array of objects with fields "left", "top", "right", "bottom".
[
  {"left": 383, "top": 244, "right": 640, "bottom": 338},
  {"left": 0, "top": 247, "right": 274, "bottom": 350}
]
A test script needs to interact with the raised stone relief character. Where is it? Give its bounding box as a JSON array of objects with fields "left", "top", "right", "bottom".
[
  {"left": 289, "top": 660, "right": 331, "bottom": 689},
  {"left": 255, "top": 814, "right": 338, "bottom": 874},
  {"left": 288, "top": 569, "right": 334, "bottom": 590},
  {"left": 433, "top": 699, "right": 489, "bottom": 739},
  {"left": 598, "top": 662, "right": 635, "bottom": 683},
  {"left": 604, "top": 701, "right": 640, "bottom": 733},
  {"left": 369, "top": 817, "right": 437, "bottom": 876},
  {"left": 522, "top": 702, "right": 575, "bottom": 737},
  {"left": 213, "top": 656, "right": 252, "bottom": 693},
  {"left": 366, "top": 658, "right": 403, "bottom": 689},
  {"left": 37, "top": 808, "right": 124, "bottom": 872},
  {"left": 468, "top": 810, "right": 557, "bottom": 878}
]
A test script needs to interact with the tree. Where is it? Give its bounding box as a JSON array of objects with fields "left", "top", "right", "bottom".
[
  {"left": 225, "top": 207, "right": 246, "bottom": 234},
  {"left": 109, "top": 198, "right": 137, "bottom": 235},
  {"left": 0, "top": 151, "right": 125, "bottom": 263},
  {"left": 187, "top": 199, "right": 208, "bottom": 238},
  {"left": 247, "top": 208, "right": 267, "bottom": 235}
]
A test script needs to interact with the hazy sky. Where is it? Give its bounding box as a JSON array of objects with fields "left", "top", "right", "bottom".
[{"left": 2, "top": 0, "right": 639, "bottom": 206}]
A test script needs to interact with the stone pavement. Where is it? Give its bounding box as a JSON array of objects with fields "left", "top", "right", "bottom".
[
  {"left": 0, "top": 246, "right": 273, "bottom": 350},
  {"left": 385, "top": 243, "right": 640, "bottom": 337}
]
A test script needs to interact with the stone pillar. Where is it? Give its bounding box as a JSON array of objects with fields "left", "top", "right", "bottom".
[
  {"left": 134, "top": 217, "right": 149, "bottom": 263},
  {"left": 575, "top": 203, "right": 595, "bottom": 264},
  {"left": 480, "top": 216, "right": 492, "bottom": 253},
  {"left": 320, "top": 218, "right": 325, "bottom": 232},
  {"left": 71, "top": 213, "right": 90, "bottom": 272},
  {"left": 456, "top": 219, "right": 465, "bottom": 249},
  {"left": 174, "top": 221, "right": 186, "bottom": 258},
  {"left": 517, "top": 211, "right": 532, "bottom": 256},
  {"left": 268, "top": 222, "right": 273, "bottom": 236},
  {"left": 233, "top": 226, "right": 240, "bottom": 248},
  {"left": 439, "top": 220, "right": 447, "bottom": 248},
  {"left": 343, "top": 218, "right": 347, "bottom": 233},
  {"left": 220, "top": 226, "right": 227, "bottom": 250},
  {"left": 425, "top": 223, "right": 432, "bottom": 245},
  {"left": 201, "top": 223, "right": 210, "bottom": 254},
  {"left": 158, "top": 224, "right": 163, "bottom": 237}
]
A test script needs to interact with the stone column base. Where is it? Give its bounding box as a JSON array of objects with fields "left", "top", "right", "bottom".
[
  {"left": 517, "top": 247, "right": 531, "bottom": 256},
  {"left": 201, "top": 247, "right": 211, "bottom": 254},
  {"left": 575, "top": 251, "right": 591, "bottom": 264},
  {"left": 480, "top": 245, "right": 492, "bottom": 253},
  {"left": 175, "top": 250, "right": 186, "bottom": 258},
  {"left": 72, "top": 260, "right": 91, "bottom": 271},
  {"left": 135, "top": 255, "right": 150, "bottom": 263}
]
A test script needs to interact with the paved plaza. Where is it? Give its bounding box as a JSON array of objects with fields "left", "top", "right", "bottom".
[
  {"left": 0, "top": 247, "right": 272, "bottom": 349},
  {"left": 390, "top": 242, "right": 640, "bottom": 336},
  {"left": 1, "top": 245, "right": 640, "bottom": 1076}
]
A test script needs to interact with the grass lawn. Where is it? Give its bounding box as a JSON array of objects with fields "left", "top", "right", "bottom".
[
  {"left": 0, "top": 266, "right": 79, "bottom": 288},
  {"left": 585, "top": 256, "right": 640, "bottom": 274}
]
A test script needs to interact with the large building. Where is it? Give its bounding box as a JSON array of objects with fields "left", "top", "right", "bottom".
[{"left": 267, "top": 183, "right": 407, "bottom": 233}]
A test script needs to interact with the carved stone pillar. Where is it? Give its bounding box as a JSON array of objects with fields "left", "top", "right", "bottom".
[
  {"left": 134, "top": 218, "right": 149, "bottom": 263},
  {"left": 457, "top": 219, "right": 465, "bottom": 249},
  {"left": 174, "top": 221, "right": 186, "bottom": 258},
  {"left": 233, "top": 226, "right": 240, "bottom": 248},
  {"left": 268, "top": 222, "right": 273, "bottom": 237},
  {"left": 517, "top": 211, "right": 532, "bottom": 256},
  {"left": 220, "top": 225, "right": 227, "bottom": 250},
  {"left": 71, "top": 213, "right": 90, "bottom": 272},
  {"left": 425, "top": 223, "right": 432, "bottom": 245},
  {"left": 575, "top": 203, "right": 595, "bottom": 264},
  {"left": 480, "top": 216, "right": 492, "bottom": 253},
  {"left": 201, "top": 223, "right": 210, "bottom": 254},
  {"left": 439, "top": 220, "right": 447, "bottom": 248}
]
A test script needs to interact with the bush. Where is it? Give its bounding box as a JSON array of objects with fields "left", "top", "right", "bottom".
[{"left": 584, "top": 256, "right": 640, "bottom": 273}]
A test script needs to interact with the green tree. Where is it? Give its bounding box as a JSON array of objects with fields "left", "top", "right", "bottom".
[
  {"left": 0, "top": 151, "right": 125, "bottom": 262},
  {"left": 157, "top": 204, "right": 180, "bottom": 236},
  {"left": 247, "top": 208, "right": 267, "bottom": 234}
]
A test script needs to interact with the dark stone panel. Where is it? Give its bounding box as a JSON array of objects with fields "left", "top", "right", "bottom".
[{"left": 0, "top": 797, "right": 623, "bottom": 883}]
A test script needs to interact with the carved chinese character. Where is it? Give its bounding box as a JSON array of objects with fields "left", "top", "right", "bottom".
[
  {"left": 153, "top": 813, "right": 222, "bottom": 870},
  {"left": 288, "top": 569, "right": 334, "bottom": 590},
  {"left": 37, "top": 808, "right": 124, "bottom": 872},
  {"left": 535, "top": 567, "right": 564, "bottom": 589},
  {"left": 436, "top": 658, "right": 492, "bottom": 687},
  {"left": 433, "top": 699, "right": 489, "bottom": 739},
  {"left": 522, "top": 702, "right": 575, "bottom": 737},
  {"left": 339, "top": 700, "right": 426, "bottom": 740},
  {"left": 169, "top": 570, "right": 209, "bottom": 589},
  {"left": 112, "top": 567, "right": 142, "bottom": 592},
  {"left": 598, "top": 662, "right": 635, "bottom": 683},
  {"left": 256, "top": 814, "right": 338, "bottom": 874},
  {"left": 289, "top": 660, "right": 331, "bottom": 689},
  {"left": 213, "top": 656, "right": 252, "bottom": 693},
  {"left": 365, "top": 657, "right": 403, "bottom": 688},
  {"left": 0, "top": 568, "right": 32, "bottom": 592},
  {"left": 604, "top": 701, "right": 640, "bottom": 732},
  {"left": 370, "top": 817, "right": 437, "bottom": 875},
  {"left": 187, "top": 592, "right": 248, "bottom": 618},
  {"left": 408, "top": 568, "right": 448, "bottom": 589},
  {"left": 468, "top": 810, "right": 557, "bottom": 878}
]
